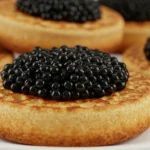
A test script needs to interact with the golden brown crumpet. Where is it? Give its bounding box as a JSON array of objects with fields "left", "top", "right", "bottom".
[
  {"left": 0, "top": 1, "right": 124, "bottom": 53},
  {"left": 123, "top": 45, "right": 150, "bottom": 78},
  {"left": 121, "top": 22, "right": 150, "bottom": 50},
  {"left": 0, "top": 47, "right": 13, "bottom": 71},
  {"left": 0, "top": 72, "right": 149, "bottom": 146}
]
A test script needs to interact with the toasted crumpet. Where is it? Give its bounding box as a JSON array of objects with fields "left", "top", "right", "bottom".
[
  {"left": 0, "top": 72, "right": 149, "bottom": 146},
  {"left": 0, "top": 1, "right": 124, "bottom": 53}
]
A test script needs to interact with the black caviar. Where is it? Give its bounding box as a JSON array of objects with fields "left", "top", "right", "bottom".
[
  {"left": 144, "top": 38, "right": 150, "bottom": 60},
  {"left": 16, "top": 0, "right": 101, "bottom": 23},
  {"left": 1, "top": 46, "right": 129, "bottom": 101},
  {"left": 101, "top": 0, "right": 150, "bottom": 21}
]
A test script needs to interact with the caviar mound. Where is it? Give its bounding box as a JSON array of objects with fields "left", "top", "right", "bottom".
[
  {"left": 1, "top": 46, "right": 129, "bottom": 101},
  {"left": 16, "top": 0, "right": 101, "bottom": 23},
  {"left": 101, "top": 0, "right": 150, "bottom": 21}
]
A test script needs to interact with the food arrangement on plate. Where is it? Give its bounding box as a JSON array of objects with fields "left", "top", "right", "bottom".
[{"left": 0, "top": 0, "right": 149, "bottom": 148}]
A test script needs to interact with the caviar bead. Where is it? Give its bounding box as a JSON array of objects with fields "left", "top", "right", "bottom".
[
  {"left": 21, "top": 86, "right": 30, "bottom": 94},
  {"left": 93, "top": 84, "right": 102, "bottom": 92},
  {"left": 1, "top": 72, "right": 8, "bottom": 80},
  {"left": 105, "top": 86, "right": 114, "bottom": 95},
  {"left": 70, "top": 74, "right": 79, "bottom": 82},
  {"left": 59, "top": 54, "right": 68, "bottom": 62},
  {"left": 8, "top": 75, "right": 16, "bottom": 82},
  {"left": 116, "top": 82, "right": 126, "bottom": 91},
  {"left": 89, "top": 91, "right": 95, "bottom": 98},
  {"left": 85, "top": 81, "right": 93, "bottom": 89},
  {"left": 51, "top": 83, "right": 60, "bottom": 90},
  {"left": 14, "top": 68, "right": 23, "bottom": 75},
  {"left": 36, "top": 79, "right": 45, "bottom": 88},
  {"left": 61, "top": 72, "right": 68, "bottom": 80},
  {"left": 4, "top": 64, "right": 13, "bottom": 71},
  {"left": 112, "top": 84, "right": 117, "bottom": 91},
  {"left": 120, "top": 63, "right": 127, "bottom": 69},
  {"left": 79, "top": 76, "right": 88, "bottom": 83},
  {"left": 24, "top": 78, "right": 33, "bottom": 86},
  {"left": 101, "top": 80, "right": 108, "bottom": 87},
  {"left": 21, "top": 71, "right": 30, "bottom": 79},
  {"left": 66, "top": 65, "right": 75, "bottom": 73},
  {"left": 29, "top": 86, "right": 38, "bottom": 96},
  {"left": 81, "top": 90, "right": 89, "bottom": 99},
  {"left": 10, "top": 83, "right": 21, "bottom": 93},
  {"left": 38, "top": 89, "right": 47, "bottom": 97},
  {"left": 51, "top": 91, "right": 61, "bottom": 100},
  {"left": 50, "top": 66, "right": 59, "bottom": 74},
  {"left": 60, "top": 45, "right": 68, "bottom": 51},
  {"left": 33, "top": 46, "right": 42, "bottom": 53},
  {"left": 3, "top": 80, "right": 11, "bottom": 89},
  {"left": 89, "top": 76, "right": 97, "bottom": 82},
  {"left": 64, "top": 81, "right": 73, "bottom": 90},
  {"left": 8, "top": 68, "right": 14, "bottom": 74},
  {"left": 32, "top": 61, "right": 40, "bottom": 68},
  {"left": 75, "top": 83, "right": 85, "bottom": 91},
  {"left": 71, "top": 91, "right": 80, "bottom": 100},
  {"left": 112, "top": 75, "right": 120, "bottom": 83},
  {"left": 62, "top": 91, "right": 72, "bottom": 100},
  {"left": 85, "top": 69, "right": 93, "bottom": 77},
  {"left": 95, "top": 89, "right": 106, "bottom": 97}
]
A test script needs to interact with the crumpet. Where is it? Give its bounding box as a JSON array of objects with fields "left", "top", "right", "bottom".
[
  {"left": 0, "top": 1, "right": 124, "bottom": 53},
  {"left": 0, "top": 73, "right": 149, "bottom": 146}
]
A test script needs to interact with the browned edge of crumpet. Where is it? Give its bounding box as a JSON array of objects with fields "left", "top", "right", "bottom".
[{"left": 0, "top": 72, "right": 149, "bottom": 146}]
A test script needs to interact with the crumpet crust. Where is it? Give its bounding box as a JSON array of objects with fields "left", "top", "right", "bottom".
[
  {"left": 0, "top": 1, "right": 124, "bottom": 53},
  {"left": 0, "top": 73, "right": 149, "bottom": 146}
]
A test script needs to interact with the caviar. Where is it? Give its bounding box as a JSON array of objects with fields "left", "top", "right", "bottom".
[
  {"left": 101, "top": 0, "right": 150, "bottom": 21},
  {"left": 1, "top": 46, "right": 129, "bottom": 101},
  {"left": 144, "top": 38, "right": 150, "bottom": 60},
  {"left": 16, "top": 0, "right": 101, "bottom": 23}
]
